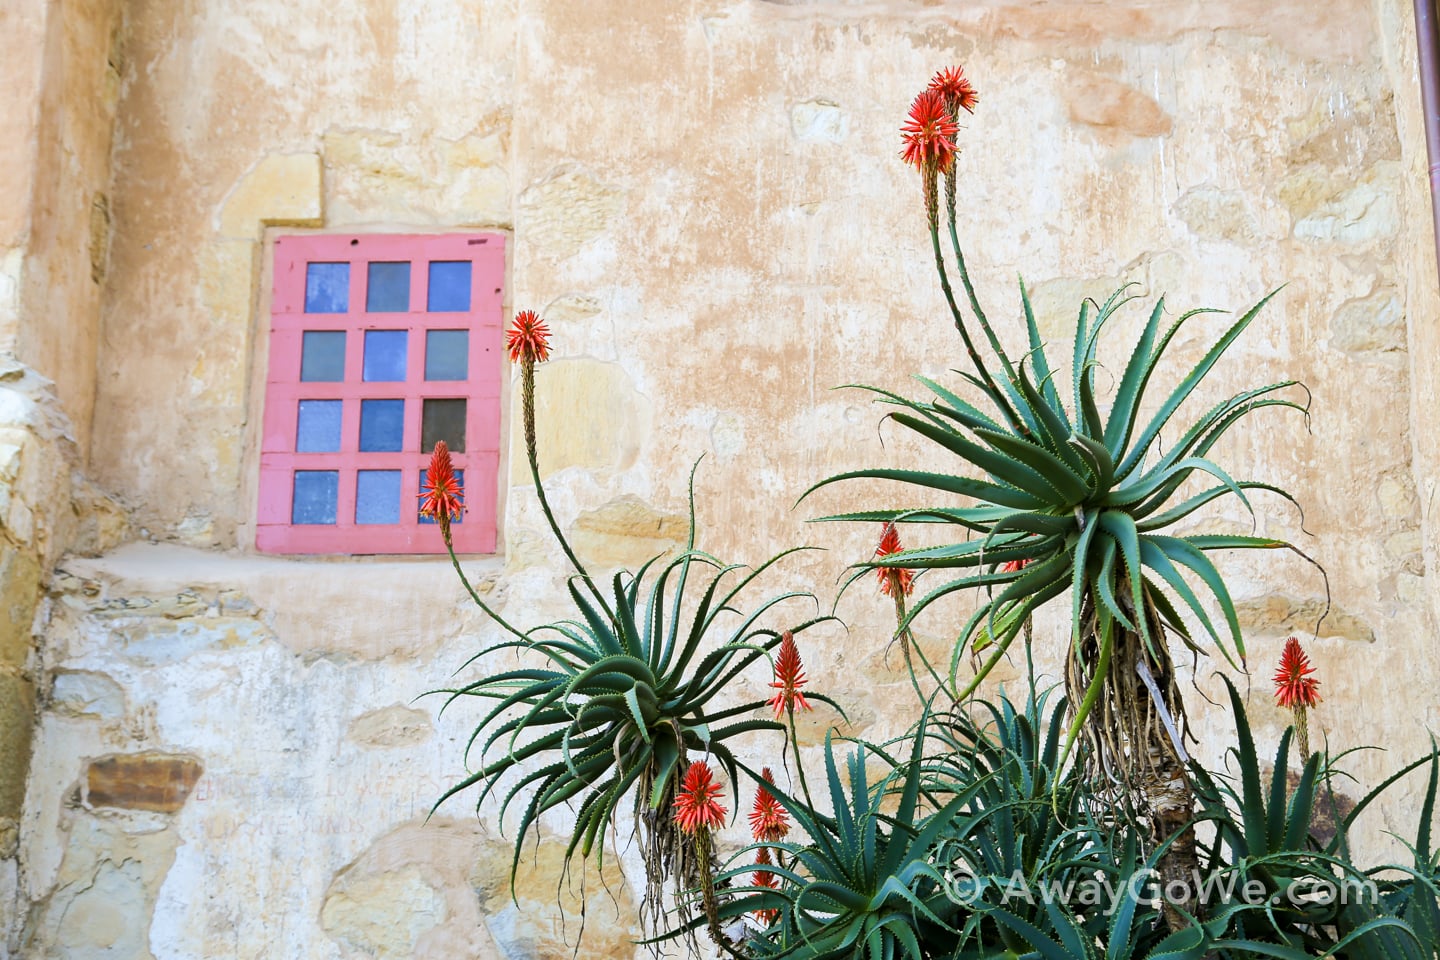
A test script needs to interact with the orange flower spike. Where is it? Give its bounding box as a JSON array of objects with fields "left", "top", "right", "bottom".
[
  {"left": 899, "top": 89, "right": 959, "bottom": 174},
  {"left": 1273, "top": 637, "right": 1321, "bottom": 710},
  {"left": 505, "top": 309, "right": 551, "bottom": 364},
  {"left": 928, "top": 65, "right": 979, "bottom": 114},
  {"left": 748, "top": 767, "right": 791, "bottom": 842},
  {"left": 875, "top": 523, "right": 915, "bottom": 598},
  {"left": 418, "top": 441, "right": 464, "bottom": 523},
  {"left": 768, "top": 632, "right": 813, "bottom": 719},
  {"left": 1000, "top": 558, "right": 1031, "bottom": 574},
  {"left": 672, "top": 760, "right": 727, "bottom": 834},
  {"left": 751, "top": 846, "right": 780, "bottom": 925}
]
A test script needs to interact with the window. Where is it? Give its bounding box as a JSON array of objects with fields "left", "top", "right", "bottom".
[{"left": 257, "top": 233, "right": 504, "bottom": 554}]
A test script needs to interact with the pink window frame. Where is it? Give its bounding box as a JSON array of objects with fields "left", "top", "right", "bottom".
[{"left": 257, "top": 233, "right": 504, "bottom": 555}]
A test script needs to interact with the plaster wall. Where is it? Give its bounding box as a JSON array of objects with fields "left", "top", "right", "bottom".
[{"left": 10, "top": 0, "right": 1440, "bottom": 957}]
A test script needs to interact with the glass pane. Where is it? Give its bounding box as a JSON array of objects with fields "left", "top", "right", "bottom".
[
  {"left": 355, "top": 470, "right": 401, "bottom": 524},
  {"left": 359, "top": 399, "right": 405, "bottom": 452},
  {"left": 366, "top": 261, "right": 411, "bottom": 312},
  {"left": 295, "top": 400, "right": 342, "bottom": 452},
  {"left": 304, "top": 262, "right": 349, "bottom": 313},
  {"left": 425, "top": 330, "right": 469, "bottom": 381},
  {"left": 422, "top": 398, "right": 467, "bottom": 453},
  {"left": 418, "top": 469, "right": 464, "bottom": 525},
  {"left": 427, "top": 261, "right": 471, "bottom": 312},
  {"left": 300, "top": 331, "right": 346, "bottom": 382},
  {"left": 292, "top": 471, "right": 338, "bottom": 524},
  {"left": 363, "top": 330, "right": 408, "bottom": 382}
]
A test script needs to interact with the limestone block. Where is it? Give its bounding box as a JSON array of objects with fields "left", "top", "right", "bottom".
[
  {"left": 0, "top": 547, "right": 40, "bottom": 666},
  {"left": 321, "top": 865, "right": 449, "bottom": 959},
  {"left": 791, "top": 99, "right": 847, "bottom": 143},
  {"left": 109, "top": 616, "right": 272, "bottom": 665},
  {"left": 542, "top": 292, "right": 603, "bottom": 326},
  {"left": 217, "top": 153, "right": 323, "bottom": 240},
  {"left": 1175, "top": 186, "right": 1258, "bottom": 243},
  {"left": 1377, "top": 473, "right": 1419, "bottom": 520},
  {"left": 1233, "top": 593, "right": 1375, "bottom": 644},
  {"left": 0, "top": 246, "right": 22, "bottom": 347},
  {"left": 1292, "top": 164, "right": 1401, "bottom": 243},
  {"left": 510, "top": 358, "right": 649, "bottom": 483},
  {"left": 1066, "top": 71, "right": 1173, "bottom": 138},
  {"left": 518, "top": 166, "right": 623, "bottom": 260},
  {"left": 1330, "top": 289, "right": 1405, "bottom": 353},
  {"left": 324, "top": 126, "right": 511, "bottom": 227},
  {"left": 51, "top": 670, "right": 126, "bottom": 720},
  {"left": 23, "top": 813, "right": 180, "bottom": 958},
  {"left": 70, "top": 476, "right": 131, "bottom": 556},
  {"left": 0, "top": 670, "right": 34, "bottom": 818},
  {"left": 570, "top": 495, "right": 688, "bottom": 570},
  {"left": 347, "top": 704, "right": 435, "bottom": 749},
  {"left": 470, "top": 827, "right": 635, "bottom": 960},
  {"left": 320, "top": 820, "right": 505, "bottom": 960},
  {"left": 85, "top": 753, "right": 203, "bottom": 813}
]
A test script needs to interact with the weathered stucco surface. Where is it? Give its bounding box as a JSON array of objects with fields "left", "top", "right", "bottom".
[{"left": 5, "top": 0, "right": 1440, "bottom": 956}]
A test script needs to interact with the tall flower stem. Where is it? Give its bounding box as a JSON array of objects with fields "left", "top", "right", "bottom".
[
  {"left": 439, "top": 526, "right": 530, "bottom": 642},
  {"left": 518, "top": 356, "right": 611, "bottom": 616},
  {"left": 785, "top": 703, "right": 817, "bottom": 818},
  {"left": 926, "top": 219, "right": 1023, "bottom": 434},
  {"left": 890, "top": 589, "right": 953, "bottom": 707},
  {"left": 1292, "top": 705, "right": 1311, "bottom": 763}
]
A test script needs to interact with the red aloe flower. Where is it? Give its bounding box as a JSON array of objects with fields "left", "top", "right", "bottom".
[
  {"left": 1273, "top": 637, "right": 1321, "bottom": 709},
  {"left": 928, "top": 65, "right": 979, "bottom": 114},
  {"left": 506, "top": 309, "right": 551, "bottom": 364},
  {"left": 748, "top": 767, "right": 791, "bottom": 842},
  {"left": 1000, "top": 558, "right": 1030, "bottom": 574},
  {"left": 876, "top": 523, "right": 915, "bottom": 597},
  {"left": 768, "top": 632, "right": 813, "bottom": 718},
  {"left": 418, "top": 441, "right": 464, "bottom": 523},
  {"left": 900, "top": 89, "right": 959, "bottom": 174},
  {"left": 672, "top": 760, "right": 727, "bottom": 834}
]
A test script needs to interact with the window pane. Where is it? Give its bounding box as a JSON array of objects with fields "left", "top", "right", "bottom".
[
  {"left": 418, "top": 468, "right": 464, "bottom": 525},
  {"left": 363, "top": 330, "right": 408, "bottom": 382},
  {"left": 424, "top": 330, "right": 469, "bottom": 381},
  {"left": 366, "top": 261, "right": 411, "bottom": 312},
  {"left": 355, "top": 470, "right": 401, "bottom": 524},
  {"left": 300, "top": 331, "right": 346, "bottom": 382},
  {"left": 295, "top": 400, "right": 342, "bottom": 452},
  {"left": 359, "top": 399, "right": 405, "bottom": 452},
  {"left": 304, "top": 262, "right": 349, "bottom": 313},
  {"left": 427, "top": 261, "right": 471, "bottom": 312},
  {"left": 422, "top": 398, "right": 466, "bottom": 453},
  {"left": 292, "top": 471, "right": 338, "bottom": 524}
]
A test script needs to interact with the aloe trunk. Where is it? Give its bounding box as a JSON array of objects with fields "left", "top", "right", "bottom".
[{"left": 1070, "top": 594, "right": 1199, "bottom": 933}]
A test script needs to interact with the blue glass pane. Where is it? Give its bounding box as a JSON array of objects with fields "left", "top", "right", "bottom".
[
  {"left": 427, "top": 261, "right": 472, "bottom": 312},
  {"left": 305, "top": 263, "right": 349, "bottom": 313},
  {"left": 355, "top": 470, "right": 401, "bottom": 524},
  {"left": 418, "top": 469, "right": 464, "bottom": 525},
  {"left": 300, "top": 331, "right": 346, "bottom": 382},
  {"left": 425, "top": 330, "right": 469, "bottom": 381},
  {"left": 359, "top": 399, "right": 405, "bottom": 452},
  {"left": 366, "top": 262, "right": 411, "bottom": 312},
  {"left": 296, "top": 400, "right": 342, "bottom": 452},
  {"left": 292, "top": 471, "right": 338, "bottom": 524},
  {"left": 363, "top": 330, "right": 407, "bottom": 382}
]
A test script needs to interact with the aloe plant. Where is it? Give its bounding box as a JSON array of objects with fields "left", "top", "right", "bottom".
[
  {"left": 805, "top": 72, "right": 1310, "bottom": 930},
  {"left": 433, "top": 315, "right": 837, "bottom": 931},
  {"left": 679, "top": 724, "right": 980, "bottom": 960}
]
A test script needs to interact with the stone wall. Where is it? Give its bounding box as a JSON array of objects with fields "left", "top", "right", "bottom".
[
  {"left": 7, "top": 0, "right": 1440, "bottom": 957},
  {"left": 0, "top": 0, "right": 128, "bottom": 952}
]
